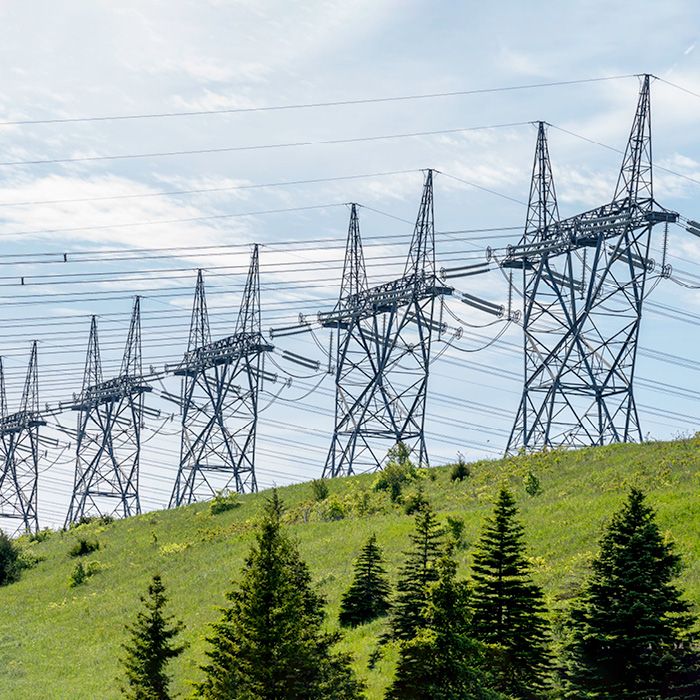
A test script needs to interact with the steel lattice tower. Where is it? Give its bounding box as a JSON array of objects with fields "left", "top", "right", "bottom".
[
  {"left": 0, "top": 342, "right": 44, "bottom": 534},
  {"left": 169, "top": 245, "right": 271, "bottom": 506},
  {"left": 65, "top": 299, "right": 151, "bottom": 525},
  {"left": 321, "top": 171, "right": 452, "bottom": 477},
  {"left": 504, "top": 75, "right": 677, "bottom": 452}
]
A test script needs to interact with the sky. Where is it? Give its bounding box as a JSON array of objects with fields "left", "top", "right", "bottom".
[{"left": 2, "top": 0, "right": 700, "bottom": 529}]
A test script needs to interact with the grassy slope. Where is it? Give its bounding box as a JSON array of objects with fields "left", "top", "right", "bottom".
[{"left": 1, "top": 439, "right": 699, "bottom": 699}]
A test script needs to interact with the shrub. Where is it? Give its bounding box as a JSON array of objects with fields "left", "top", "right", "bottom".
[
  {"left": 69, "top": 560, "right": 102, "bottom": 587},
  {"left": 349, "top": 485, "right": 372, "bottom": 516},
  {"left": 17, "top": 549, "right": 42, "bottom": 571},
  {"left": 69, "top": 538, "right": 100, "bottom": 557},
  {"left": 450, "top": 455, "right": 471, "bottom": 482},
  {"left": 69, "top": 561, "right": 88, "bottom": 587},
  {"left": 403, "top": 486, "right": 429, "bottom": 515},
  {"left": 323, "top": 495, "right": 346, "bottom": 521},
  {"left": 209, "top": 490, "right": 242, "bottom": 515},
  {"left": 159, "top": 542, "right": 190, "bottom": 556},
  {"left": 311, "top": 479, "right": 330, "bottom": 502},
  {"left": 28, "top": 528, "right": 52, "bottom": 543},
  {"left": 0, "top": 531, "right": 21, "bottom": 586},
  {"left": 525, "top": 471, "right": 542, "bottom": 497},
  {"left": 69, "top": 514, "right": 114, "bottom": 529},
  {"left": 374, "top": 442, "right": 417, "bottom": 504}
]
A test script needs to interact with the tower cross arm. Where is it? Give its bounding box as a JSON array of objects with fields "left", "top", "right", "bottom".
[
  {"left": 318, "top": 273, "right": 452, "bottom": 327},
  {"left": 502, "top": 199, "right": 677, "bottom": 265},
  {"left": 175, "top": 331, "right": 273, "bottom": 374}
]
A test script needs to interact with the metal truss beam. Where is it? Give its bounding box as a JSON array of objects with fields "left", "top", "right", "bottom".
[
  {"left": 322, "top": 172, "right": 452, "bottom": 478},
  {"left": 169, "top": 246, "right": 271, "bottom": 506}
]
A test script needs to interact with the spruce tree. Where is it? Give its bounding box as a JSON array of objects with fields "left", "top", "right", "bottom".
[
  {"left": 470, "top": 487, "right": 551, "bottom": 698},
  {"left": 120, "top": 574, "right": 185, "bottom": 700},
  {"left": 194, "top": 490, "right": 364, "bottom": 699},
  {"left": 386, "top": 548, "right": 506, "bottom": 700},
  {"left": 339, "top": 533, "right": 391, "bottom": 627},
  {"left": 389, "top": 504, "right": 444, "bottom": 642},
  {"left": 562, "top": 488, "right": 699, "bottom": 699}
]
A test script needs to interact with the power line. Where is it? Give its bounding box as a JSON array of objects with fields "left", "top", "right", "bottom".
[
  {"left": 655, "top": 75, "right": 700, "bottom": 101},
  {"left": 0, "top": 225, "right": 519, "bottom": 259},
  {"left": 0, "top": 74, "right": 636, "bottom": 127},
  {"left": 0, "top": 202, "right": 345, "bottom": 239},
  {"left": 0, "top": 122, "right": 530, "bottom": 167},
  {"left": 0, "top": 168, "right": 423, "bottom": 208},
  {"left": 547, "top": 122, "right": 700, "bottom": 189}
]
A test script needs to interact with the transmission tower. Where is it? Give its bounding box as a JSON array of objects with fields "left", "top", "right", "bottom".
[
  {"left": 0, "top": 342, "right": 44, "bottom": 534},
  {"left": 321, "top": 172, "right": 452, "bottom": 477},
  {"left": 65, "top": 298, "right": 151, "bottom": 525},
  {"left": 504, "top": 75, "right": 677, "bottom": 452},
  {"left": 170, "top": 246, "right": 271, "bottom": 506}
]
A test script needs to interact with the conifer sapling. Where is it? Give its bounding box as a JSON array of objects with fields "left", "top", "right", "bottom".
[
  {"left": 120, "top": 574, "right": 185, "bottom": 700},
  {"left": 339, "top": 533, "right": 391, "bottom": 627},
  {"left": 562, "top": 488, "right": 699, "bottom": 698},
  {"left": 195, "top": 490, "right": 364, "bottom": 700},
  {"left": 387, "top": 545, "right": 506, "bottom": 700},
  {"left": 389, "top": 503, "right": 444, "bottom": 642},
  {"left": 470, "top": 486, "right": 551, "bottom": 698}
]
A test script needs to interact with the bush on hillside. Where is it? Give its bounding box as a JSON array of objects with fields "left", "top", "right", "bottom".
[
  {"left": 0, "top": 531, "right": 21, "bottom": 586},
  {"left": 68, "top": 514, "right": 114, "bottom": 530},
  {"left": 322, "top": 495, "right": 346, "bottom": 521},
  {"left": 69, "top": 560, "right": 102, "bottom": 588},
  {"left": 374, "top": 442, "right": 418, "bottom": 504},
  {"left": 524, "top": 471, "right": 543, "bottom": 497},
  {"left": 403, "top": 485, "right": 429, "bottom": 515},
  {"left": 28, "top": 528, "right": 52, "bottom": 543},
  {"left": 209, "top": 491, "right": 241, "bottom": 515},
  {"left": 450, "top": 455, "right": 471, "bottom": 482},
  {"left": 311, "top": 479, "right": 330, "bottom": 502},
  {"left": 69, "top": 538, "right": 100, "bottom": 557}
]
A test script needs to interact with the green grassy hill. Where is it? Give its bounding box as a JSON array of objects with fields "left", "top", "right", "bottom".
[{"left": 1, "top": 439, "right": 699, "bottom": 699}]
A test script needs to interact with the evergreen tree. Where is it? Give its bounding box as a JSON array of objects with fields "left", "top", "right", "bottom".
[
  {"left": 386, "top": 548, "right": 506, "bottom": 700},
  {"left": 470, "top": 487, "right": 551, "bottom": 698},
  {"left": 388, "top": 504, "right": 444, "bottom": 642},
  {"left": 562, "top": 488, "right": 699, "bottom": 699},
  {"left": 195, "top": 491, "right": 364, "bottom": 700},
  {"left": 120, "top": 574, "right": 185, "bottom": 700},
  {"left": 339, "top": 533, "right": 391, "bottom": 627}
]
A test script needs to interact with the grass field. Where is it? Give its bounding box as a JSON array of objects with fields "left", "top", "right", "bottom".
[{"left": 1, "top": 438, "right": 699, "bottom": 699}]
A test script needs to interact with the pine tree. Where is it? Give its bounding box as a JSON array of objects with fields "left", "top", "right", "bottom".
[
  {"left": 386, "top": 548, "right": 506, "bottom": 700},
  {"left": 339, "top": 533, "right": 391, "bottom": 627},
  {"left": 194, "top": 490, "right": 364, "bottom": 699},
  {"left": 562, "top": 488, "right": 699, "bottom": 699},
  {"left": 470, "top": 487, "right": 551, "bottom": 698},
  {"left": 389, "top": 504, "right": 444, "bottom": 642},
  {"left": 120, "top": 574, "right": 185, "bottom": 700}
]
